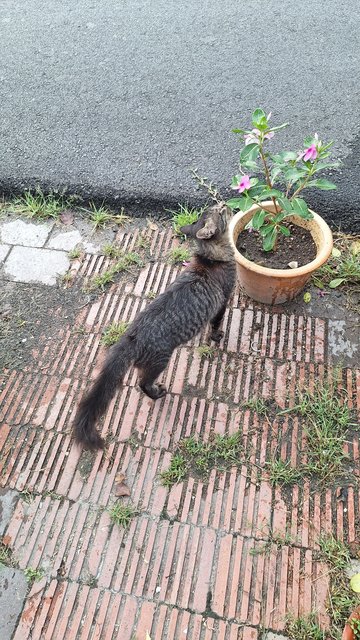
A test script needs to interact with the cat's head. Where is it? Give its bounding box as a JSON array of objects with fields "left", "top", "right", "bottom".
[{"left": 180, "top": 203, "right": 232, "bottom": 241}]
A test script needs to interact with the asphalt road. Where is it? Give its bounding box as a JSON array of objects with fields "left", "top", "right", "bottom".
[{"left": 1, "top": 0, "right": 360, "bottom": 230}]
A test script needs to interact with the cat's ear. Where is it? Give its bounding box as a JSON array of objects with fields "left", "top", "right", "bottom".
[
  {"left": 179, "top": 223, "right": 195, "bottom": 237},
  {"left": 195, "top": 218, "right": 217, "bottom": 239}
]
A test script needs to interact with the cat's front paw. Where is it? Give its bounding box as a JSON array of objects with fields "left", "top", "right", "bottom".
[{"left": 210, "top": 329, "right": 224, "bottom": 343}]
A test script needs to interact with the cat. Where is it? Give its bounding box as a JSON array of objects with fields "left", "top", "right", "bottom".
[{"left": 73, "top": 202, "right": 236, "bottom": 450}]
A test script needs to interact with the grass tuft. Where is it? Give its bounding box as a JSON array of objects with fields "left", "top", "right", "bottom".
[
  {"left": 108, "top": 502, "right": 137, "bottom": 528},
  {"left": 83, "top": 202, "right": 130, "bottom": 229},
  {"left": 197, "top": 344, "right": 215, "bottom": 359},
  {"left": 86, "top": 252, "right": 143, "bottom": 291},
  {"left": 285, "top": 613, "right": 326, "bottom": 640},
  {"left": 24, "top": 567, "right": 45, "bottom": 583},
  {"left": 101, "top": 321, "right": 129, "bottom": 346},
  {"left": 170, "top": 204, "right": 202, "bottom": 236},
  {"left": 168, "top": 246, "right": 191, "bottom": 264},
  {"left": 160, "top": 454, "right": 188, "bottom": 487},
  {"left": 161, "top": 432, "right": 243, "bottom": 486},
  {"left": 266, "top": 459, "right": 302, "bottom": 487},
  {"left": 12, "top": 187, "right": 66, "bottom": 219}
]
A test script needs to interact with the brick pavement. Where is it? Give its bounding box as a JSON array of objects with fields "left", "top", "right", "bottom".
[{"left": 0, "top": 220, "right": 359, "bottom": 639}]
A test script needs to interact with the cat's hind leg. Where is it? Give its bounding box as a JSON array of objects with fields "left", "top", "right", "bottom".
[
  {"left": 209, "top": 305, "right": 226, "bottom": 343},
  {"left": 137, "top": 354, "right": 171, "bottom": 399}
]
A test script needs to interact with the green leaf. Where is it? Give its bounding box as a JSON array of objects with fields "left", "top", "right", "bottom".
[
  {"left": 278, "top": 224, "right": 291, "bottom": 236},
  {"left": 252, "top": 108, "right": 267, "bottom": 129},
  {"left": 249, "top": 177, "right": 259, "bottom": 187},
  {"left": 277, "top": 197, "right": 293, "bottom": 213},
  {"left": 273, "top": 212, "right": 287, "bottom": 223},
  {"left": 240, "top": 143, "right": 259, "bottom": 165},
  {"left": 252, "top": 209, "right": 266, "bottom": 229},
  {"left": 350, "top": 574, "right": 360, "bottom": 593},
  {"left": 313, "top": 161, "right": 341, "bottom": 172},
  {"left": 247, "top": 183, "right": 269, "bottom": 198},
  {"left": 329, "top": 277, "right": 345, "bottom": 288},
  {"left": 303, "top": 292, "right": 311, "bottom": 303},
  {"left": 284, "top": 168, "right": 308, "bottom": 184},
  {"left": 260, "top": 223, "right": 275, "bottom": 237},
  {"left": 262, "top": 227, "right": 277, "bottom": 251},
  {"left": 291, "top": 198, "right": 313, "bottom": 219},
  {"left": 231, "top": 128, "right": 248, "bottom": 135},
  {"left": 267, "top": 122, "right": 289, "bottom": 133},
  {"left": 272, "top": 151, "right": 297, "bottom": 164},
  {"left": 307, "top": 179, "right": 337, "bottom": 190},
  {"left": 226, "top": 198, "right": 244, "bottom": 210},
  {"left": 270, "top": 166, "right": 283, "bottom": 181},
  {"left": 231, "top": 175, "right": 242, "bottom": 187}
]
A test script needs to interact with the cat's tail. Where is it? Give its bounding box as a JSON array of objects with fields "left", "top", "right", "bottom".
[{"left": 73, "top": 336, "right": 137, "bottom": 450}]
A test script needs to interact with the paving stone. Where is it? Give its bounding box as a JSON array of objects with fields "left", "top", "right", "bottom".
[
  {"left": 0, "top": 244, "right": 11, "bottom": 262},
  {"left": 0, "top": 566, "right": 28, "bottom": 640},
  {"left": 47, "top": 229, "right": 83, "bottom": 251},
  {"left": 0, "top": 219, "right": 52, "bottom": 247},
  {"left": 47, "top": 229, "right": 101, "bottom": 254},
  {"left": 4, "top": 246, "right": 69, "bottom": 285},
  {"left": 264, "top": 634, "right": 290, "bottom": 640},
  {"left": 0, "top": 489, "right": 18, "bottom": 536}
]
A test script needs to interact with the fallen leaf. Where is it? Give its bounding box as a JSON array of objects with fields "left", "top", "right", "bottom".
[
  {"left": 288, "top": 261, "right": 298, "bottom": 269},
  {"left": 60, "top": 209, "right": 74, "bottom": 225},
  {"left": 114, "top": 472, "right": 131, "bottom": 497},
  {"left": 146, "top": 632, "right": 152, "bottom": 640},
  {"left": 303, "top": 292, "right": 311, "bottom": 303},
  {"left": 350, "top": 573, "right": 360, "bottom": 593},
  {"left": 350, "top": 240, "right": 360, "bottom": 256},
  {"left": 147, "top": 219, "right": 158, "bottom": 231},
  {"left": 331, "top": 247, "right": 341, "bottom": 258},
  {"left": 115, "top": 482, "right": 131, "bottom": 497},
  {"left": 329, "top": 277, "right": 345, "bottom": 288}
]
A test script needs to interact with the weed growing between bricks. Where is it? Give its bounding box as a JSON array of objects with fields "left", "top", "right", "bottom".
[
  {"left": 83, "top": 251, "right": 143, "bottom": 292},
  {"left": 101, "top": 321, "right": 129, "bottom": 346},
  {"left": 160, "top": 431, "right": 244, "bottom": 486}
]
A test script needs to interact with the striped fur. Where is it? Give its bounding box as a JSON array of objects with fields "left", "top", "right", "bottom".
[{"left": 73, "top": 203, "right": 236, "bottom": 450}]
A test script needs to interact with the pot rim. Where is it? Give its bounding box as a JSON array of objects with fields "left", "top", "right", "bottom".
[{"left": 229, "top": 201, "right": 333, "bottom": 278}]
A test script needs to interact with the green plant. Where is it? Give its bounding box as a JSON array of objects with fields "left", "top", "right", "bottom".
[
  {"left": 24, "top": 567, "right": 45, "bottom": 583},
  {"left": 242, "top": 397, "right": 269, "bottom": 416},
  {"left": 266, "top": 459, "right": 302, "bottom": 487},
  {"left": 102, "top": 243, "right": 123, "bottom": 258},
  {"left": 68, "top": 246, "right": 82, "bottom": 259},
  {"left": 170, "top": 204, "right": 202, "bottom": 236},
  {"left": 226, "top": 108, "right": 339, "bottom": 251},
  {"left": 108, "top": 502, "right": 137, "bottom": 528},
  {"left": 285, "top": 613, "right": 326, "bottom": 640},
  {"left": 350, "top": 617, "right": 360, "bottom": 638},
  {"left": 146, "top": 290, "right": 157, "bottom": 299},
  {"left": 160, "top": 454, "right": 188, "bottom": 487},
  {"left": 168, "top": 246, "right": 191, "bottom": 264},
  {"left": 101, "top": 321, "right": 129, "bottom": 346},
  {"left": 161, "top": 432, "right": 243, "bottom": 486},
  {"left": 87, "top": 252, "right": 143, "bottom": 291},
  {"left": 12, "top": 187, "right": 66, "bottom": 219},
  {"left": 84, "top": 202, "right": 130, "bottom": 229},
  {"left": 197, "top": 344, "right": 215, "bottom": 359},
  {"left": 313, "top": 238, "right": 360, "bottom": 290},
  {"left": 0, "top": 544, "right": 12, "bottom": 567}
]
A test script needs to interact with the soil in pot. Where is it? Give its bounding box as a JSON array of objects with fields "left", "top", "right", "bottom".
[{"left": 236, "top": 222, "right": 317, "bottom": 269}]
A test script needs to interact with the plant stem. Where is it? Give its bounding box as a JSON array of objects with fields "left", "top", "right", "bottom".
[{"left": 259, "top": 145, "right": 279, "bottom": 214}]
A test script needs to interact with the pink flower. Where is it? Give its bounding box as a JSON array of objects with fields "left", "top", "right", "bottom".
[
  {"left": 244, "top": 128, "right": 274, "bottom": 145},
  {"left": 233, "top": 175, "right": 251, "bottom": 193},
  {"left": 244, "top": 128, "right": 261, "bottom": 145},
  {"left": 300, "top": 144, "right": 318, "bottom": 162}
]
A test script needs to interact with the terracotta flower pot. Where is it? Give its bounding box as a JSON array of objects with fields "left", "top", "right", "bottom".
[
  {"left": 343, "top": 606, "right": 360, "bottom": 640},
  {"left": 228, "top": 201, "right": 333, "bottom": 305}
]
